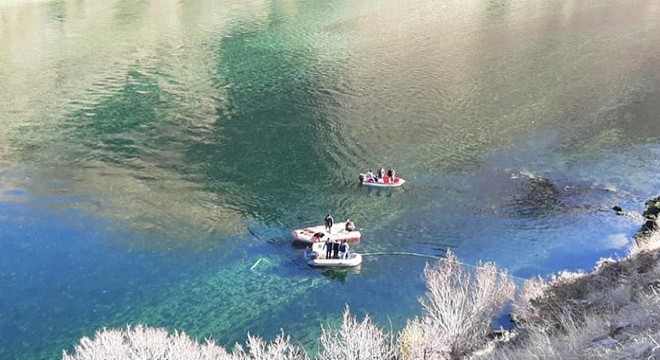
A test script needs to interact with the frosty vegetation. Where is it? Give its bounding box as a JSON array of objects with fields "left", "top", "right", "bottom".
[
  {"left": 62, "top": 325, "right": 307, "bottom": 360},
  {"left": 63, "top": 250, "right": 515, "bottom": 360}
]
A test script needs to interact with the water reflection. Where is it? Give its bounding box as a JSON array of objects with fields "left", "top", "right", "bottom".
[
  {"left": 1, "top": 0, "right": 660, "bottom": 359},
  {"left": 183, "top": 11, "right": 344, "bottom": 225}
]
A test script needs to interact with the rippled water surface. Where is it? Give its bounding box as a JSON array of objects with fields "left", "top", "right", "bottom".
[{"left": 1, "top": 0, "right": 660, "bottom": 358}]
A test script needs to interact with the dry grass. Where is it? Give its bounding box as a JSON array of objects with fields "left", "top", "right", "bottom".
[
  {"left": 483, "top": 290, "right": 660, "bottom": 360},
  {"left": 482, "top": 312, "right": 612, "bottom": 360},
  {"left": 482, "top": 218, "right": 660, "bottom": 360}
]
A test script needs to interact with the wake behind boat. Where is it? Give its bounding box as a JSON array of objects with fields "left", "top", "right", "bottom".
[
  {"left": 304, "top": 242, "right": 362, "bottom": 267},
  {"left": 291, "top": 222, "right": 361, "bottom": 244},
  {"left": 359, "top": 174, "right": 406, "bottom": 187}
]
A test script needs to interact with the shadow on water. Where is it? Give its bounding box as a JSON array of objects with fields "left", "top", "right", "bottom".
[
  {"left": 318, "top": 266, "right": 362, "bottom": 283},
  {"left": 361, "top": 184, "right": 407, "bottom": 198},
  {"left": 60, "top": 70, "right": 171, "bottom": 164},
  {"left": 183, "top": 17, "right": 343, "bottom": 224}
]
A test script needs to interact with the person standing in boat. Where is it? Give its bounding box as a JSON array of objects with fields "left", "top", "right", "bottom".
[
  {"left": 376, "top": 166, "right": 385, "bottom": 182},
  {"left": 387, "top": 168, "right": 396, "bottom": 183},
  {"left": 323, "top": 238, "right": 334, "bottom": 260},
  {"left": 339, "top": 240, "right": 350, "bottom": 259},
  {"left": 332, "top": 239, "right": 340, "bottom": 259},
  {"left": 345, "top": 219, "right": 355, "bottom": 232},
  {"left": 324, "top": 213, "right": 334, "bottom": 233}
]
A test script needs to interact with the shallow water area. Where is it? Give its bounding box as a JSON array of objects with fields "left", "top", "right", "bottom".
[{"left": 1, "top": 0, "right": 660, "bottom": 358}]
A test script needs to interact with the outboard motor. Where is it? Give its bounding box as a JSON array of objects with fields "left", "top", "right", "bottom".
[{"left": 358, "top": 174, "right": 365, "bottom": 183}]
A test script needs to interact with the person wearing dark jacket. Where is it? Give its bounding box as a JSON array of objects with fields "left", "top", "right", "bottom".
[
  {"left": 323, "top": 239, "right": 334, "bottom": 259},
  {"left": 332, "top": 240, "right": 340, "bottom": 259},
  {"left": 387, "top": 168, "right": 396, "bottom": 183},
  {"left": 324, "top": 213, "right": 334, "bottom": 233},
  {"left": 339, "top": 240, "right": 349, "bottom": 259}
]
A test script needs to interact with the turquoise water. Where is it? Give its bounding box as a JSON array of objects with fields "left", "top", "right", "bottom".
[{"left": 1, "top": 0, "right": 660, "bottom": 358}]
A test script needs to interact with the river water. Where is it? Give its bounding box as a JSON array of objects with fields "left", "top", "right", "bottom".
[{"left": 1, "top": 0, "right": 659, "bottom": 358}]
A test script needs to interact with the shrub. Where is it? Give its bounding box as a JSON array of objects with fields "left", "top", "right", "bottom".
[
  {"left": 511, "top": 276, "right": 548, "bottom": 326},
  {"left": 481, "top": 311, "right": 611, "bottom": 360},
  {"left": 62, "top": 325, "right": 232, "bottom": 360},
  {"left": 317, "top": 305, "right": 395, "bottom": 360},
  {"left": 398, "top": 250, "right": 515, "bottom": 359},
  {"left": 232, "top": 332, "right": 309, "bottom": 360},
  {"left": 62, "top": 325, "right": 308, "bottom": 360}
]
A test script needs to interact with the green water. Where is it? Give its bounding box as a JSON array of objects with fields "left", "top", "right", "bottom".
[{"left": 1, "top": 0, "right": 660, "bottom": 358}]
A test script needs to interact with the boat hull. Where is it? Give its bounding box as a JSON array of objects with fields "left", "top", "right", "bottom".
[
  {"left": 305, "top": 243, "right": 362, "bottom": 267},
  {"left": 307, "top": 253, "right": 362, "bottom": 267}
]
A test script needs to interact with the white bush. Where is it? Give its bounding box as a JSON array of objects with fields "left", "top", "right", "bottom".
[
  {"left": 232, "top": 332, "right": 309, "bottom": 360},
  {"left": 62, "top": 325, "right": 232, "bottom": 360},
  {"left": 318, "top": 305, "right": 395, "bottom": 360},
  {"left": 511, "top": 276, "right": 548, "bottom": 325},
  {"left": 399, "top": 250, "right": 515, "bottom": 359},
  {"left": 62, "top": 325, "right": 308, "bottom": 360}
]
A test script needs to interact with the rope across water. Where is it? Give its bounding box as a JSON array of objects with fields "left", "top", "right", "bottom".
[{"left": 360, "top": 251, "right": 528, "bottom": 283}]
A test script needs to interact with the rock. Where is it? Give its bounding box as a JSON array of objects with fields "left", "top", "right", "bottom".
[
  {"left": 642, "top": 196, "right": 660, "bottom": 219},
  {"left": 592, "top": 335, "right": 618, "bottom": 348},
  {"left": 609, "top": 321, "right": 631, "bottom": 338},
  {"left": 642, "top": 219, "right": 659, "bottom": 232},
  {"left": 612, "top": 205, "right": 624, "bottom": 215},
  {"left": 633, "top": 196, "right": 660, "bottom": 243}
]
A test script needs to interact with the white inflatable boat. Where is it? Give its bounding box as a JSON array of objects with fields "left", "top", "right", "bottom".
[
  {"left": 304, "top": 242, "right": 363, "bottom": 267},
  {"left": 359, "top": 174, "right": 406, "bottom": 188},
  {"left": 291, "top": 222, "right": 361, "bottom": 244}
]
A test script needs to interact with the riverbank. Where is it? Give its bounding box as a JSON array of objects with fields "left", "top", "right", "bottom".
[{"left": 479, "top": 196, "right": 660, "bottom": 359}]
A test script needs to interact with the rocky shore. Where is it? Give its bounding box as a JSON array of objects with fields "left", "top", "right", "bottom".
[{"left": 478, "top": 196, "right": 660, "bottom": 360}]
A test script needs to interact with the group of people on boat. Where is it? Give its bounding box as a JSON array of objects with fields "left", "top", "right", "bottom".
[
  {"left": 297, "top": 165, "right": 403, "bottom": 267},
  {"left": 306, "top": 213, "right": 357, "bottom": 260},
  {"left": 362, "top": 166, "right": 396, "bottom": 183},
  {"left": 320, "top": 238, "right": 350, "bottom": 260}
]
